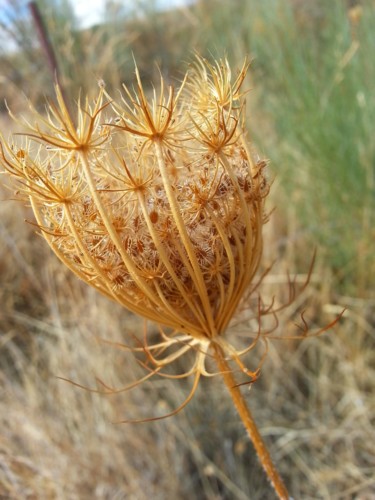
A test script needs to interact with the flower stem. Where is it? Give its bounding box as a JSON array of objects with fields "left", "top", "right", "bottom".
[{"left": 213, "top": 343, "right": 289, "bottom": 500}]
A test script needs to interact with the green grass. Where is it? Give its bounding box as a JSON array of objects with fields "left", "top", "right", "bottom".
[{"left": 243, "top": 0, "right": 375, "bottom": 294}]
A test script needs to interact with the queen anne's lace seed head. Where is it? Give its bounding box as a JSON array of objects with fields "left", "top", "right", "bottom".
[
  {"left": 1, "top": 56, "right": 272, "bottom": 394},
  {"left": 1, "top": 57, "right": 345, "bottom": 499}
]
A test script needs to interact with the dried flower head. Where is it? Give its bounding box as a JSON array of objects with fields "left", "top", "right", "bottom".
[
  {"left": 1, "top": 56, "right": 268, "bottom": 355},
  {"left": 1, "top": 56, "right": 342, "bottom": 499}
]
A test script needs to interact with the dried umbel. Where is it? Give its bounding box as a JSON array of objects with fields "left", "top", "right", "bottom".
[
  {"left": 1, "top": 57, "right": 340, "bottom": 499},
  {"left": 1, "top": 57, "right": 268, "bottom": 359}
]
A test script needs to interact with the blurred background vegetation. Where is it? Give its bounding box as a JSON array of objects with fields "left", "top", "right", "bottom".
[{"left": 1, "top": 0, "right": 374, "bottom": 498}]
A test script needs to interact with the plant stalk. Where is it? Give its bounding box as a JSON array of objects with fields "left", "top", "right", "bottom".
[{"left": 213, "top": 343, "right": 289, "bottom": 500}]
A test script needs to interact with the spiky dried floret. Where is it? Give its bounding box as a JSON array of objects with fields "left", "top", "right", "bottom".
[
  {"left": 7, "top": 85, "right": 111, "bottom": 151},
  {"left": 107, "top": 67, "right": 189, "bottom": 152},
  {"left": 186, "top": 56, "right": 250, "bottom": 111}
]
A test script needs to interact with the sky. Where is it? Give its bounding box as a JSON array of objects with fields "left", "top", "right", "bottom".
[
  {"left": 71, "top": 0, "right": 193, "bottom": 28},
  {"left": 0, "top": 0, "right": 194, "bottom": 51},
  {"left": 0, "top": 1, "right": 194, "bottom": 29}
]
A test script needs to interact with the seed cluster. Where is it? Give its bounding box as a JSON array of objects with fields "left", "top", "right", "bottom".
[{"left": 1, "top": 57, "right": 269, "bottom": 340}]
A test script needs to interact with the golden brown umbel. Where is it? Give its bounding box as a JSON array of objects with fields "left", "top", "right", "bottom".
[{"left": 1, "top": 56, "right": 341, "bottom": 498}]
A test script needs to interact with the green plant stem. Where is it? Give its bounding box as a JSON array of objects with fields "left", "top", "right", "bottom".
[{"left": 213, "top": 343, "right": 289, "bottom": 500}]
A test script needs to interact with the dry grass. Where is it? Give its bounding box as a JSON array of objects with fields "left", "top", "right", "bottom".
[{"left": 1, "top": 153, "right": 374, "bottom": 498}]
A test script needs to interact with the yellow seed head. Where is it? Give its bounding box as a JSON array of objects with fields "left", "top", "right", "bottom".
[
  {"left": 1, "top": 56, "right": 269, "bottom": 385},
  {"left": 1, "top": 57, "right": 344, "bottom": 497}
]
